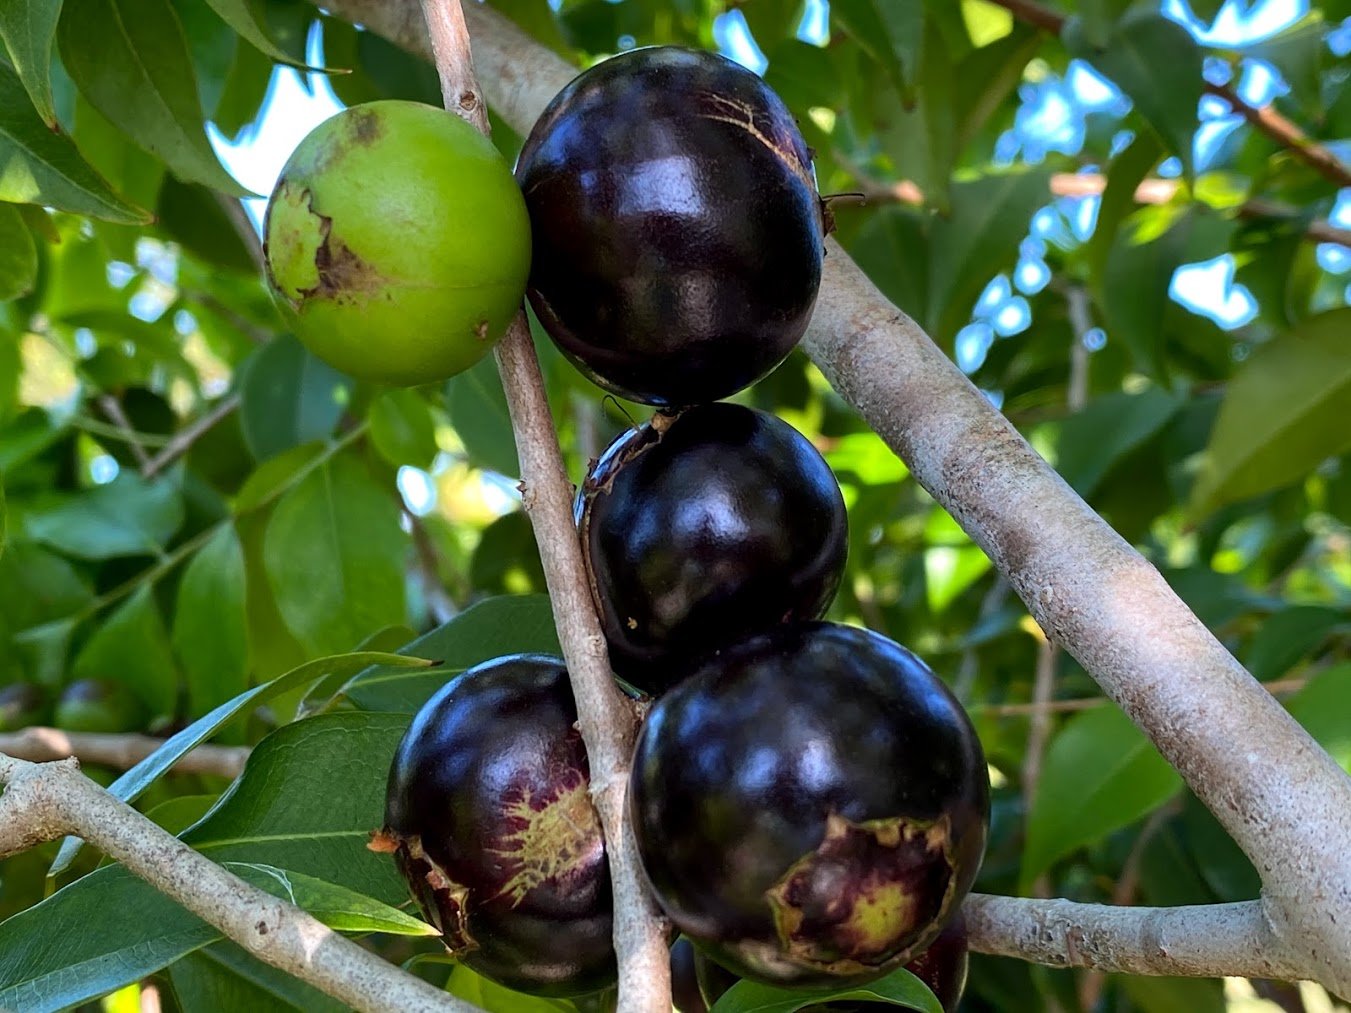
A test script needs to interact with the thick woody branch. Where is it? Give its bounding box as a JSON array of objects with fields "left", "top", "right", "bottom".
[
  {"left": 0, "top": 728, "right": 249, "bottom": 778},
  {"left": 415, "top": 4, "right": 671, "bottom": 1010},
  {"left": 316, "top": 0, "right": 1351, "bottom": 993},
  {"left": 0, "top": 755, "right": 476, "bottom": 1013}
]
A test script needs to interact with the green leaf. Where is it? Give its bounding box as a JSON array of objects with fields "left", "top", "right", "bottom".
[
  {"left": 953, "top": 24, "right": 1040, "bottom": 152},
  {"left": 50, "top": 649, "right": 434, "bottom": 876},
  {"left": 0, "top": 477, "right": 6, "bottom": 561},
  {"left": 1065, "top": 9, "right": 1202, "bottom": 178},
  {"left": 224, "top": 863, "right": 437, "bottom": 936},
  {"left": 1076, "top": 0, "right": 1132, "bottom": 48},
  {"left": 157, "top": 175, "right": 258, "bottom": 274},
  {"left": 444, "top": 963, "right": 580, "bottom": 1012},
  {"left": 1192, "top": 308, "right": 1351, "bottom": 514},
  {"left": 233, "top": 442, "right": 326, "bottom": 514},
  {"left": 340, "top": 594, "right": 559, "bottom": 712},
  {"left": 445, "top": 353, "right": 519, "bottom": 477},
  {"left": 369, "top": 389, "right": 438, "bottom": 467},
  {"left": 1021, "top": 705, "right": 1182, "bottom": 887},
  {"left": 0, "top": 542, "right": 91, "bottom": 634},
  {"left": 831, "top": 0, "right": 923, "bottom": 97},
  {"left": 1120, "top": 975, "right": 1225, "bottom": 1013},
  {"left": 1285, "top": 662, "right": 1351, "bottom": 773},
  {"left": 0, "top": 202, "right": 37, "bottom": 302},
  {"left": 1054, "top": 387, "right": 1182, "bottom": 498},
  {"left": 0, "top": 0, "right": 63, "bottom": 125},
  {"left": 263, "top": 454, "right": 408, "bottom": 655},
  {"left": 926, "top": 167, "right": 1053, "bottom": 345},
  {"left": 71, "top": 584, "right": 178, "bottom": 716},
  {"left": 710, "top": 965, "right": 941, "bottom": 1012},
  {"left": 1243, "top": 606, "right": 1348, "bottom": 682},
  {"left": 172, "top": 524, "right": 248, "bottom": 718},
  {"left": 56, "top": 0, "right": 252, "bottom": 196},
  {"left": 168, "top": 941, "right": 346, "bottom": 1013},
  {"left": 10, "top": 714, "right": 412, "bottom": 1009},
  {"left": 1084, "top": 131, "right": 1163, "bottom": 293},
  {"left": 204, "top": 0, "right": 316, "bottom": 67},
  {"left": 27, "top": 473, "right": 184, "bottom": 560},
  {"left": 0, "top": 61, "right": 151, "bottom": 222},
  {"left": 1249, "top": 13, "right": 1324, "bottom": 122},
  {"left": 846, "top": 207, "right": 930, "bottom": 329},
  {"left": 239, "top": 335, "right": 352, "bottom": 462}
]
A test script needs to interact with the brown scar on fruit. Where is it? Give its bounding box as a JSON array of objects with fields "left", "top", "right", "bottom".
[
  {"left": 380, "top": 829, "right": 478, "bottom": 954},
  {"left": 268, "top": 182, "right": 388, "bottom": 310},
  {"left": 696, "top": 92, "right": 818, "bottom": 206},
  {"left": 765, "top": 811, "right": 957, "bottom": 975},
  {"left": 346, "top": 105, "right": 385, "bottom": 146},
  {"left": 486, "top": 765, "right": 603, "bottom": 906}
]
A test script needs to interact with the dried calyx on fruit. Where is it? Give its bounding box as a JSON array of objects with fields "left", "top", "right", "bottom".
[
  {"left": 631, "top": 623, "right": 989, "bottom": 989},
  {"left": 263, "top": 100, "right": 531, "bottom": 386},
  {"left": 516, "top": 47, "right": 826, "bottom": 407},
  {"left": 379, "top": 655, "right": 615, "bottom": 997},
  {"left": 577, "top": 402, "right": 847, "bottom": 696}
]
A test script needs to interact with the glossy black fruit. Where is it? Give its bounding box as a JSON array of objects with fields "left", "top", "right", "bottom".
[
  {"left": 0, "top": 682, "right": 49, "bottom": 731},
  {"left": 630, "top": 623, "right": 989, "bottom": 988},
  {"left": 693, "top": 915, "right": 968, "bottom": 1011},
  {"left": 381, "top": 655, "right": 615, "bottom": 997},
  {"left": 516, "top": 46, "right": 826, "bottom": 407},
  {"left": 54, "top": 679, "right": 145, "bottom": 733},
  {"left": 578, "top": 403, "right": 847, "bottom": 695}
]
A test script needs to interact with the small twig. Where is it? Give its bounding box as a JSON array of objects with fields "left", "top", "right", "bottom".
[
  {"left": 1022, "top": 634, "right": 1058, "bottom": 900},
  {"left": 143, "top": 392, "right": 241, "bottom": 478},
  {"left": 415, "top": 3, "right": 672, "bottom": 1010},
  {"left": 406, "top": 510, "right": 459, "bottom": 625},
  {"left": 0, "top": 755, "right": 475, "bottom": 1012},
  {"left": 1065, "top": 287, "right": 1092, "bottom": 413},
  {"left": 213, "top": 192, "right": 265, "bottom": 272},
  {"left": 96, "top": 394, "right": 154, "bottom": 469},
  {"left": 182, "top": 292, "right": 273, "bottom": 344},
  {"left": 0, "top": 728, "right": 249, "bottom": 778}
]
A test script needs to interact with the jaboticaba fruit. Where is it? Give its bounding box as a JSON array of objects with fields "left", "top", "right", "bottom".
[
  {"left": 630, "top": 623, "right": 988, "bottom": 988},
  {"left": 263, "top": 100, "right": 531, "bottom": 386},
  {"left": 379, "top": 655, "right": 615, "bottom": 996},
  {"left": 577, "top": 402, "right": 847, "bottom": 696},
  {"left": 692, "top": 913, "right": 968, "bottom": 1011},
  {"left": 516, "top": 47, "right": 826, "bottom": 407}
]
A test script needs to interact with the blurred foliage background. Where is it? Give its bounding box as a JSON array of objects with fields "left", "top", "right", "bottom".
[{"left": 0, "top": 0, "right": 1349, "bottom": 1010}]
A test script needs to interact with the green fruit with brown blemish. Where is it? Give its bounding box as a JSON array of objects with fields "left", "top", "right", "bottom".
[
  {"left": 263, "top": 100, "right": 531, "bottom": 386},
  {"left": 630, "top": 623, "right": 989, "bottom": 989},
  {"left": 380, "top": 655, "right": 615, "bottom": 997}
]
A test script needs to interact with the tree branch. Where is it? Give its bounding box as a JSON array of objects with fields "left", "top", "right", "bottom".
[
  {"left": 143, "top": 392, "right": 241, "bottom": 478},
  {"left": 0, "top": 728, "right": 248, "bottom": 779},
  {"left": 0, "top": 755, "right": 477, "bottom": 1013},
  {"left": 979, "top": 0, "right": 1351, "bottom": 188},
  {"left": 413, "top": 4, "right": 671, "bottom": 1009},
  {"left": 314, "top": 0, "right": 1351, "bottom": 993}
]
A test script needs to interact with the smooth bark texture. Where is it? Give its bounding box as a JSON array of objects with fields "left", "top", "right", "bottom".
[
  {"left": 315, "top": 0, "right": 1351, "bottom": 992},
  {"left": 0, "top": 755, "right": 477, "bottom": 1013},
  {"left": 416, "top": 4, "right": 672, "bottom": 1009},
  {"left": 0, "top": 728, "right": 249, "bottom": 778}
]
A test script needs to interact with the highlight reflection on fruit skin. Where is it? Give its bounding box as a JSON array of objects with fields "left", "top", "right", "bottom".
[
  {"left": 381, "top": 655, "right": 616, "bottom": 997},
  {"left": 630, "top": 623, "right": 989, "bottom": 989},
  {"left": 577, "top": 402, "right": 848, "bottom": 696},
  {"left": 516, "top": 46, "right": 825, "bottom": 407}
]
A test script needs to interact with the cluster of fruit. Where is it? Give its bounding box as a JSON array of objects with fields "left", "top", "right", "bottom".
[{"left": 262, "top": 42, "right": 988, "bottom": 1011}]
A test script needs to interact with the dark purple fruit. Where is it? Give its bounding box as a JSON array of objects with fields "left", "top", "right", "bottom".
[
  {"left": 380, "top": 655, "right": 615, "bottom": 997},
  {"left": 0, "top": 682, "right": 50, "bottom": 731},
  {"left": 577, "top": 403, "right": 847, "bottom": 695},
  {"left": 694, "top": 915, "right": 968, "bottom": 1010},
  {"left": 516, "top": 47, "right": 826, "bottom": 407},
  {"left": 54, "top": 679, "right": 145, "bottom": 733},
  {"left": 630, "top": 623, "right": 988, "bottom": 989}
]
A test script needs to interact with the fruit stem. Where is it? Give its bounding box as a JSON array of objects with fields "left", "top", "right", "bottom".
[{"left": 416, "top": 4, "right": 674, "bottom": 1010}]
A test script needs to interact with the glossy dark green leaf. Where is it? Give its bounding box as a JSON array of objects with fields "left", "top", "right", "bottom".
[
  {"left": 1242, "top": 606, "right": 1348, "bottom": 682},
  {"left": 369, "top": 388, "right": 438, "bottom": 467},
  {"left": 1084, "top": 131, "right": 1163, "bottom": 292},
  {"left": 1119, "top": 974, "right": 1225, "bottom": 1013},
  {"left": 50, "top": 649, "right": 433, "bottom": 876},
  {"left": 172, "top": 0, "right": 236, "bottom": 119},
  {"left": 445, "top": 353, "right": 519, "bottom": 477},
  {"left": 1055, "top": 387, "right": 1183, "bottom": 498},
  {"left": 846, "top": 207, "right": 930, "bottom": 328},
  {"left": 57, "top": 0, "right": 252, "bottom": 195},
  {"left": 204, "top": 0, "right": 315, "bottom": 67},
  {"left": 223, "top": 863, "right": 436, "bottom": 935},
  {"left": 262, "top": 454, "right": 408, "bottom": 655},
  {"left": 1065, "top": 9, "right": 1202, "bottom": 178},
  {"left": 831, "top": 0, "right": 923, "bottom": 96},
  {"left": 340, "top": 594, "right": 559, "bottom": 712},
  {"left": 1075, "top": 0, "right": 1132, "bottom": 48},
  {"left": 0, "top": 0, "right": 63, "bottom": 125},
  {"left": 1192, "top": 308, "right": 1351, "bottom": 514},
  {"left": 238, "top": 335, "right": 352, "bottom": 462},
  {"left": 0, "top": 61, "right": 149, "bottom": 222},
  {"left": 26, "top": 473, "right": 183, "bottom": 560},
  {"left": 0, "top": 204, "right": 37, "bottom": 302},
  {"left": 710, "top": 965, "right": 940, "bottom": 1012},
  {"left": 1021, "top": 705, "right": 1182, "bottom": 888},
  {"left": 172, "top": 523, "right": 248, "bottom": 718},
  {"left": 71, "top": 584, "right": 178, "bottom": 716},
  {"left": 444, "top": 963, "right": 582, "bottom": 1011},
  {"left": 1286, "top": 662, "right": 1351, "bottom": 773},
  {"left": 953, "top": 24, "right": 1040, "bottom": 152},
  {"left": 157, "top": 175, "right": 259, "bottom": 273}
]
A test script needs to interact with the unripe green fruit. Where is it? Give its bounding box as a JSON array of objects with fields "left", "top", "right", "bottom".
[{"left": 263, "top": 100, "right": 531, "bottom": 386}]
